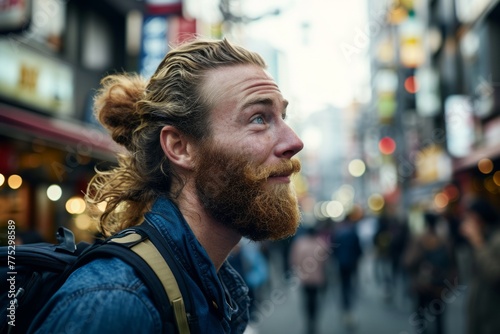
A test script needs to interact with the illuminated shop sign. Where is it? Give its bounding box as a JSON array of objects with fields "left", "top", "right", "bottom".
[
  {"left": 139, "top": 15, "right": 168, "bottom": 79},
  {"left": 445, "top": 95, "right": 475, "bottom": 158},
  {"left": 0, "top": 38, "right": 74, "bottom": 116}
]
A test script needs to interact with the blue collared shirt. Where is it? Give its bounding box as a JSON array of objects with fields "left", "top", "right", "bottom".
[{"left": 29, "top": 197, "right": 250, "bottom": 333}]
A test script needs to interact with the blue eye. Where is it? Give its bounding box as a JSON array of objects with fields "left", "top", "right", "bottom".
[{"left": 252, "top": 116, "right": 265, "bottom": 124}]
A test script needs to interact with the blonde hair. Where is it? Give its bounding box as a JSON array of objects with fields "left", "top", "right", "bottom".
[{"left": 86, "top": 38, "right": 266, "bottom": 236}]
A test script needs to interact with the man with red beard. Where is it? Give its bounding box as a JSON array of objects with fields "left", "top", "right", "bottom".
[{"left": 29, "top": 38, "right": 303, "bottom": 333}]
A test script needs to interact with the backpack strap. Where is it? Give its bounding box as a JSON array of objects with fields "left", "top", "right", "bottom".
[
  {"left": 110, "top": 233, "right": 190, "bottom": 334},
  {"left": 74, "top": 229, "right": 192, "bottom": 334},
  {"left": 137, "top": 218, "right": 198, "bottom": 325}
]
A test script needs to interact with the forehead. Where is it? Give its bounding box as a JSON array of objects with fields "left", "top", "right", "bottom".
[{"left": 202, "top": 64, "right": 283, "bottom": 112}]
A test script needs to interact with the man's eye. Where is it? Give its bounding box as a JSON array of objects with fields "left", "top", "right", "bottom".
[{"left": 251, "top": 116, "right": 265, "bottom": 124}]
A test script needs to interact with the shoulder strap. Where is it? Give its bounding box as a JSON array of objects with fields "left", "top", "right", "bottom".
[
  {"left": 110, "top": 232, "right": 190, "bottom": 334},
  {"left": 136, "top": 219, "right": 197, "bottom": 322},
  {"left": 74, "top": 229, "right": 191, "bottom": 334}
]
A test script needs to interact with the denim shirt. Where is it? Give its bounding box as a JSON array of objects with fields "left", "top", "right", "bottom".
[{"left": 29, "top": 197, "right": 250, "bottom": 333}]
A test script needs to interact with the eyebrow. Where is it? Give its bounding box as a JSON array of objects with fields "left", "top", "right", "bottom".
[{"left": 241, "top": 97, "right": 289, "bottom": 113}]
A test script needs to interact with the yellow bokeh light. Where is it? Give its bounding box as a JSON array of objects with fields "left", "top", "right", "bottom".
[
  {"left": 368, "top": 194, "right": 385, "bottom": 212},
  {"left": 66, "top": 197, "right": 86, "bottom": 215},
  {"left": 7, "top": 175, "right": 22, "bottom": 189},
  {"left": 326, "top": 201, "right": 344, "bottom": 218},
  {"left": 0, "top": 174, "right": 4, "bottom": 187},
  {"left": 493, "top": 171, "right": 500, "bottom": 186},
  {"left": 484, "top": 177, "right": 497, "bottom": 194},
  {"left": 348, "top": 159, "right": 366, "bottom": 177},
  {"left": 478, "top": 158, "right": 494, "bottom": 174}
]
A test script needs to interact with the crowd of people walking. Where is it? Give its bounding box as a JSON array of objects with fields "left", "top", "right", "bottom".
[{"left": 233, "top": 196, "right": 500, "bottom": 334}]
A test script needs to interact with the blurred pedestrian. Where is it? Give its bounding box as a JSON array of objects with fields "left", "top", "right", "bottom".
[
  {"left": 228, "top": 238, "right": 269, "bottom": 326},
  {"left": 290, "top": 225, "right": 330, "bottom": 334},
  {"left": 332, "top": 205, "right": 363, "bottom": 328},
  {"left": 460, "top": 198, "right": 500, "bottom": 334},
  {"left": 373, "top": 204, "right": 401, "bottom": 299},
  {"left": 442, "top": 202, "right": 471, "bottom": 285},
  {"left": 403, "top": 212, "right": 453, "bottom": 334}
]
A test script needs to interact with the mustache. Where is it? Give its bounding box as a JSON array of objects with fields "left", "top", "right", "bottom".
[{"left": 248, "top": 158, "right": 301, "bottom": 180}]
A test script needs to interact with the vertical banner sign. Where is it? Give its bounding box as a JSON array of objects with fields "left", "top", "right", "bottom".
[
  {"left": 139, "top": 15, "right": 168, "bottom": 79},
  {"left": 445, "top": 95, "right": 475, "bottom": 158}
]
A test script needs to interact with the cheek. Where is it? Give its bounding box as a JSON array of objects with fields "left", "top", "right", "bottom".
[{"left": 243, "top": 136, "right": 275, "bottom": 162}]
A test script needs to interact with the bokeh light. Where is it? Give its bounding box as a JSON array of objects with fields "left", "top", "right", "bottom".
[
  {"left": 326, "top": 201, "right": 344, "bottom": 219},
  {"left": 378, "top": 137, "right": 396, "bottom": 155},
  {"left": 368, "top": 193, "right": 385, "bottom": 212},
  {"left": 7, "top": 175, "right": 22, "bottom": 189},
  {"left": 404, "top": 75, "right": 418, "bottom": 93},
  {"left": 348, "top": 159, "right": 366, "bottom": 177},
  {"left": 66, "top": 197, "right": 86, "bottom": 214},
  {"left": 434, "top": 192, "right": 449, "bottom": 209},
  {"left": 494, "top": 171, "right": 500, "bottom": 186},
  {"left": 47, "top": 184, "right": 63, "bottom": 201},
  {"left": 478, "top": 158, "right": 493, "bottom": 174}
]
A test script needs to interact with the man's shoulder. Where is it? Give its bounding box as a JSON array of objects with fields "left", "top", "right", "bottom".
[
  {"left": 29, "top": 257, "right": 164, "bottom": 333},
  {"left": 69, "top": 256, "right": 141, "bottom": 287}
]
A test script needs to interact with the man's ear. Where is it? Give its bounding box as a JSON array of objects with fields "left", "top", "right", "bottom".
[{"left": 160, "top": 125, "right": 195, "bottom": 170}]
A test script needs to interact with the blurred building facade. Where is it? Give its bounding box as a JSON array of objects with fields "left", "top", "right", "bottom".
[
  {"left": 0, "top": 0, "right": 204, "bottom": 243},
  {"left": 362, "top": 0, "right": 500, "bottom": 227}
]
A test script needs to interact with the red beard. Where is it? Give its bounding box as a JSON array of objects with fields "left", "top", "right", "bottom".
[{"left": 194, "top": 144, "right": 301, "bottom": 241}]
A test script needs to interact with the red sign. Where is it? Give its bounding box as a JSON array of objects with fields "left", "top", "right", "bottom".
[{"left": 146, "top": 0, "right": 182, "bottom": 15}]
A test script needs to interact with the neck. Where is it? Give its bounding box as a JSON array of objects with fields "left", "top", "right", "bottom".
[{"left": 175, "top": 182, "right": 241, "bottom": 271}]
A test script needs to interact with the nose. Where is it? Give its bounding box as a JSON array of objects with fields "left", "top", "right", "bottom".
[{"left": 276, "top": 122, "right": 304, "bottom": 159}]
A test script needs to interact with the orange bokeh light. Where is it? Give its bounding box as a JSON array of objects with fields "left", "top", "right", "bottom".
[{"left": 404, "top": 76, "right": 418, "bottom": 94}]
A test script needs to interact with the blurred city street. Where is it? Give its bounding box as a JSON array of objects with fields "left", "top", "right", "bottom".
[
  {"left": 1, "top": 0, "right": 500, "bottom": 333},
  {"left": 253, "top": 250, "right": 466, "bottom": 334}
]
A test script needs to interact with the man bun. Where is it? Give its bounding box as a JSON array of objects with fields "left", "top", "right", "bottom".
[{"left": 93, "top": 74, "right": 148, "bottom": 151}]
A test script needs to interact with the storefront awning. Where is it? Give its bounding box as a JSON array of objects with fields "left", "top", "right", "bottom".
[{"left": 0, "top": 104, "right": 122, "bottom": 161}]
